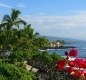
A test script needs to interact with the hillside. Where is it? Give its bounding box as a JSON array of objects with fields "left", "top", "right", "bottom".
[{"left": 43, "top": 36, "right": 86, "bottom": 44}]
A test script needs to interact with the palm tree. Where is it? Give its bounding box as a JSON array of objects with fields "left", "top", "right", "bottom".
[
  {"left": 21, "top": 24, "right": 39, "bottom": 43},
  {"left": 0, "top": 9, "right": 26, "bottom": 59},
  {"left": 0, "top": 9, "right": 26, "bottom": 30}
]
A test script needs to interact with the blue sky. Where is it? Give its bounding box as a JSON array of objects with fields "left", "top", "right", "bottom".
[{"left": 0, "top": 0, "right": 86, "bottom": 40}]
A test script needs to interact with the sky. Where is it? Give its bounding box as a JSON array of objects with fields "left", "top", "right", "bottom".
[{"left": 0, "top": 0, "right": 86, "bottom": 40}]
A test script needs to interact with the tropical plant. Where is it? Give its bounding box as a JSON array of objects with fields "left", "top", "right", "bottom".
[
  {"left": 0, "top": 9, "right": 26, "bottom": 30},
  {"left": 0, "top": 61, "right": 36, "bottom": 80},
  {"left": 35, "top": 37, "right": 49, "bottom": 48},
  {"left": 0, "top": 9, "right": 26, "bottom": 59}
]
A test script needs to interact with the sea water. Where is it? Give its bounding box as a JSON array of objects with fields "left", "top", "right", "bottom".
[{"left": 47, "top": 42, "right": 86, "bottom": 58}]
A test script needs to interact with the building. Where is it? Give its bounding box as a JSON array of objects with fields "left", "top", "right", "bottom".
[{"left": 50, "top": 41, "right": 62, "bottom": 47}]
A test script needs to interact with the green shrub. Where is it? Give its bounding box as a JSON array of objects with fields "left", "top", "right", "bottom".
[
  {"left": 0, "top": 62, "right": 36, "bottom": 80},
  {"left": 0, "top": 75, "right": 6, "bottom": 80}
]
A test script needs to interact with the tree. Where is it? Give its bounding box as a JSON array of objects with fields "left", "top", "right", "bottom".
[
  {"left": 0, "top": 8, "right": 49, "bottom": 63},
  {"left": 5, "top": 24, "right": 39, "bottom": 63},
  {"left": 0, "top": 9, "right": 26, "bottom": 59},
  {"left": 35, "top": 37, "right": 49, "bottom": 48},
  {"left": 0, "top": 9, "right": 26, "bottom": 30}
]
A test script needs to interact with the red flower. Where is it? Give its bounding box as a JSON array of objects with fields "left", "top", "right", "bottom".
[
  {"left": 84, "top": 73, "right": 86, "bottom": 78},
  {"left": 55, "top": 60, "right": 66, "bottom": 71},
  {"left": 68, "top": 60, "right": 75, "bottom": 67},
  {"left": 69, "top": 48, "right": 77, "bottom": 57},
  {"left": 72, "top": 70, "right": 81, "bottom": 78},
  {"left": 55, "top": 48, "right": 86, "bottom": 79},
  {"left": 66, "top": 67, "right": 73, "bottom": 74},
  {"left": 83, "top": 60, "right": 86, "bottom": 69},
  {"left": 74, "top": 58, "right": 85, "bottom": 68}
]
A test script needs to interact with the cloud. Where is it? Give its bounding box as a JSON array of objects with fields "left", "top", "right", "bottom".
[
  {"left": 17, "top": 3, "right": 26, "bottom": 8},
  {"left": 38, "top": 13, "right": 45, "bottom": 16},
  {"left": 0, "top": 3, "right": 12, "bottom": 8},
  {"left": 21, "top": 12, "right": 86, "bottom": 40}
]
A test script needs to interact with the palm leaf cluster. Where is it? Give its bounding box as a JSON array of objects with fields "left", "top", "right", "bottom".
[
  {"left": 0, "top": 9, "right": 26, "bottom": 30},
  {"left": 0, "top": 9, "right": 49, "bottom": 60}
]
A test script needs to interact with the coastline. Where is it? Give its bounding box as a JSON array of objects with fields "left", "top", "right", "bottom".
[{"left": 40, "top": 46, "right": 76, "bottom": 50}]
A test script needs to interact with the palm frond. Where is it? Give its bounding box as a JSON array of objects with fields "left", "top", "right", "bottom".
[
  {"left": 15, "top": 19, "right": 26, "bottom": 27},
  {"left": 2, "top": 15, "right": 11, "bottom": 23},
  {"left": 11, "top": 9, "right": 21, "bottom": 21},
  {"left": 0, "top": 23, "right": 7, "bottom": 29},
  {"left": 27, "top": 24, "right": 31, "bottom": 27},
  {"left": 34, "top": 32, "right": 39, "bottom": 37}
]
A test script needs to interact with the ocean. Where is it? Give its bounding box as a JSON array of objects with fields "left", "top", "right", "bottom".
[{"left": 47, "top": 42, "right": 86, "bottom": 58}]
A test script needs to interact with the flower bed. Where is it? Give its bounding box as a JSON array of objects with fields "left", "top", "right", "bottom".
[{"left": 55, "top": 48, "right": 86, "bottom": 80}]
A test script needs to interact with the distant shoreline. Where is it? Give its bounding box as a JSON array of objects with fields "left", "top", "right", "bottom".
[{"left": 40, "top": 46, "right": 76, "bottom": 50}]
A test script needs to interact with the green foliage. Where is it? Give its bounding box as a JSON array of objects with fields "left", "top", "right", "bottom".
[
  {"left": 0, "top": 75, "right": 6, "bottom": 80},
  {"left": 0, "top": 9, "right": 26, "bottom": 59},
  {"left": 41, "top": 51, "right": 62, "bottom": 63},
  {"left": 0, "top": 62, "right": 36, "bottom": 80},
  {"left": 0, "top": 8, "right": 50, "bottom": 64},
  {"left": 32, "top": 51, "right": 62, "bottom": 65},
  {"left": 9, "top": 45, "right": 39, "bottom": 63},
  {"left": 9, "top": 51, "right": 26, "bottom": 63},
  {"left": 41, "top": 51, "right": 53, "bottom": 63},
  {"left": 51, "top": 52, "right": 63, "bottom": 61},
  {"left": 35, "top": 37, "right": 49, "bottom": 47}
]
